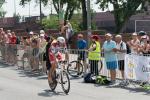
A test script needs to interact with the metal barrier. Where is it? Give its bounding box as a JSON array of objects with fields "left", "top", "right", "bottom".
[
  {"left": 0, "top": 44, "right": 125, "bottom": 78},
  {"left": 0, "top": 43, "right": 46, "bottom": 73},
  {"left": 0, "top": 43, "right": 150, "bottom": 85}
]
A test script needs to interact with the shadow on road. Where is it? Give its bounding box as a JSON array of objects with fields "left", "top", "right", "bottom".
[
  {"left": 120, "top": 86, "right": 150, "bottom": 95},
  {"left": 38, "top": 89, "right": 66, "bottom": 97},
  {"left": 0, "top": 62, "right": 11, "bottom": 68},
  {"left": 103, "top": 84, "right": 150, "bottom": 95},
  {"left": 69, "top": 76, "right": 82, "bottom": 80}
]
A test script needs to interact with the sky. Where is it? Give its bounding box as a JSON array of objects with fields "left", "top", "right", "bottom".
[{"left": 2, "top": 0, "right": 111, "bottom": 17}]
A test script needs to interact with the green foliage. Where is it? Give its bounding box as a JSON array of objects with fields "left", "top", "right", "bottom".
[
  {"left": 20, "top": 0, "right": 81, "bottom": 21},
  {"left": 0, "top": 10, "right": 6, "bottom": 18},
  {"left": 70, "top": 20, "right": 81, "bottom": 32},
  {"left": 96, "top": 0, "right": 150, "bottom": 34},
  {"left": 0, "top": 0, "right": 6, "bottom": 18},
  {"left": 42, "top": 15, "right": 59, "bottom": 29}
]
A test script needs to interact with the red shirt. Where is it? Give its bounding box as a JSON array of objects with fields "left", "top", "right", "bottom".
[{"left": 10, "top": 36, "right": 17, "bottom": 44}]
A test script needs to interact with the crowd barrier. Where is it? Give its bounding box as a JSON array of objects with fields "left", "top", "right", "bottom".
[
  {"left": 0, "top": 43, "right": 150, "bottom": 85},
  {"left": 125, "top": 53, "right": 150, "bottom": 83}
]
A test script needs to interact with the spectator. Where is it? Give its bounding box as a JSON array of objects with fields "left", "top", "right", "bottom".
[
  {"left": 77, "top": 34, "right": 87, "bottom": 76},
  {"left": 30, "top": 33, "right": 40, "bottom": 71},
  {"left": 0, "top": 30, "right": 5, "bottom": 62},
  {"left": 10, "top": 32, "right": 17, "bottom": 65},
  {"left": 40, "top": 30, "right": 48, "bottom": 40},
  {"left": 39, "top": 33, "right": 47, "bottom": 72},
  {"left": 102, "top": 33, "right": 118, "bottom": 85},
  {"left": 88, "top": 35, "right": 101, "bottom": 76},
  {"left": 6, "top": 32, "right": 12, "bottom": 64},
  {"left": 138, "top": 35, "right": 150, "bottom": 55},
  {"left": 66, "top": 20, "right": 73, "bottom": 32},
  {"left": 21, "top": 36, "right": 31, "bottom": 69},
  {"left": 65, "top": 20, "right": 73, "bottom": 48},
  {"left": 115, "top": 35, "right": 127, "bottom": 79},
  {"left": 127, "top": 33, "right": 140, "bottom": 54}
]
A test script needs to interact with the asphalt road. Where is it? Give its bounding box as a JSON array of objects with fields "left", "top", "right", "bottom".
[{"left": 0, "top": 63, "right": 150, "bottom": 100}]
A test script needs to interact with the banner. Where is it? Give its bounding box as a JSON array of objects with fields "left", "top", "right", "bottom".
[{"left": 125, "top": 54, "right": 150, "bottom": 81}]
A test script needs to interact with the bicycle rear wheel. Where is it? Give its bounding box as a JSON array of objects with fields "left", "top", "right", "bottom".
[
  {"left": 48, "top": 71, "right": 57, "bottom": 91},
  {"left": 60, "top": 71, "right": 70, "bottom": 94},
  {"left": 67, "top": 61, "right": 83, "bottom": 77}
]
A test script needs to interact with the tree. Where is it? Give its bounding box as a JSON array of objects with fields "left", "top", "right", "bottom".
[
  {"left": 96, "top": 0, "right": 150, "bottom": 34},
  {"left": 20, "top": 0, "right": 80, "bottom": 23},
  {"left": 0, "top": 0, "right": 6, "bottom": 18},
  {"left": 42, "top": 15, "right": 59, "bottom": 29},
  {"left": 79, "top": 0, "right": 87, "bottom": 30}
]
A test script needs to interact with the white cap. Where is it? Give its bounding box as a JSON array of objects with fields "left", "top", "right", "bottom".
[
  {"left": 40, "top": 34, "right": 44, "bottom": 37},
  {"left": 29, "top": 31, "right": 33, "bottom": 35},
  {"left": 115, "top": 35, "right": 122, "bottom": 38},
  {"left": 105, "top": 33, "right": 112, "bottom": 37},
  {"left": 132, "top": 32, "right": 137, "bottom": 36},
  {"left": 40, "top": 30, "right": 45, "bottom": 34}
]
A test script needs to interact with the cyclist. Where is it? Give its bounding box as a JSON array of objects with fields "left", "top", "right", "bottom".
[{"left": 48, "top": 36, "right": 68, "bottom": 83}]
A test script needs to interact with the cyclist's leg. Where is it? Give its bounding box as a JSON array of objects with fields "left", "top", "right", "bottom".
[
  {"left": 48, "top": 53, "right": 57, "bottom": 83},
  {"left": 48, "top": 62, "right": 56, "bottom": 83}
]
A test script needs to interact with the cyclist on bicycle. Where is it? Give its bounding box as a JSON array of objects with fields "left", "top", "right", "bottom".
[{"left": 48, "top": 36, "right": 68, "bottom": 83}]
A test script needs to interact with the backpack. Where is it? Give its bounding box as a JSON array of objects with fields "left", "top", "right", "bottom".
[
  {"left": 16, "top": 37, "right": 20, "bottom": 44},
  {"left": 84, "top": 73, "right": 96, "bottom": 83},
  {"left": 96, "top": 75, "right": 111, "bottom": 85},
  {"left": 126, "top": 43, "right": 131, "bottom": 54},
  {"left": 120, "top": 42, "right": 131, "bottom": 54}
]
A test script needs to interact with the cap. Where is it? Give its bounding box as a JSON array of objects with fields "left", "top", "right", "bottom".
[
  {"left": 139, "top": 31, "right": 146, "bottom": 36},
  {"left": 115, "top": 35, "right": 122, "bottom": 38},
  {"left": 132, "top": 32, "right": 137, "bottom": 36},
  {"left": 29, "top": 31, "right": 34, "bottom": 35},
  {"left": 40, "top": 30, "right": 45, "bottom": 34},
  {"left": 105, "top": 33, "right": 112, "bottom": 37}
]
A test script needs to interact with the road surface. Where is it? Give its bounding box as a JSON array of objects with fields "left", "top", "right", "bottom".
[{"left": 0, "top": 63, "right": 149, "bottom": 100}]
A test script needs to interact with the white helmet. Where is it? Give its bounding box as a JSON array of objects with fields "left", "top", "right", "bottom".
[{"left": 57, "top": 37, "right": 65, "bottom": 43}]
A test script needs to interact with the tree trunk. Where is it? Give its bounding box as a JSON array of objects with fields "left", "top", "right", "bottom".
[
  {"left": 64, "top": 4, "right": 69, "bottom": 23},
  {"left": 68, "top": 7, "right": 75, "bottom": 20},
  {"left": 81, "top": 0, "right": 87, "bottom": 30},
  {"left": 52, "top": 0, "right": 59, "bottom": 14}
]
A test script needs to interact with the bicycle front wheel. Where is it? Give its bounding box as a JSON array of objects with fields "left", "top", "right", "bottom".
[
  {"left": 67, "top": 61, "right": 83, "bottom": 77},
  {"left": 60, "top": 71, "right": 70, "bottom": 94},
  {"left": 48, "top": 71, "right": 57, "bottom": 91}
]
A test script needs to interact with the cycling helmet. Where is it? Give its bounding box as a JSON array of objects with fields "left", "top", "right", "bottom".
[{"left": 57, "top": 37, "right": 66, "bottom": 43}]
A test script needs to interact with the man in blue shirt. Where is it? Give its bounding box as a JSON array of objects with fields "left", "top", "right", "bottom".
[
  {"left": 77, "top": 34, "right": 87, "bottom": 75},
  {"left": 103, "top": 33, "right": 118, "bottom": 85},
  {"left": 77, "top": 34, "right": 87, "bottom": 49}
]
